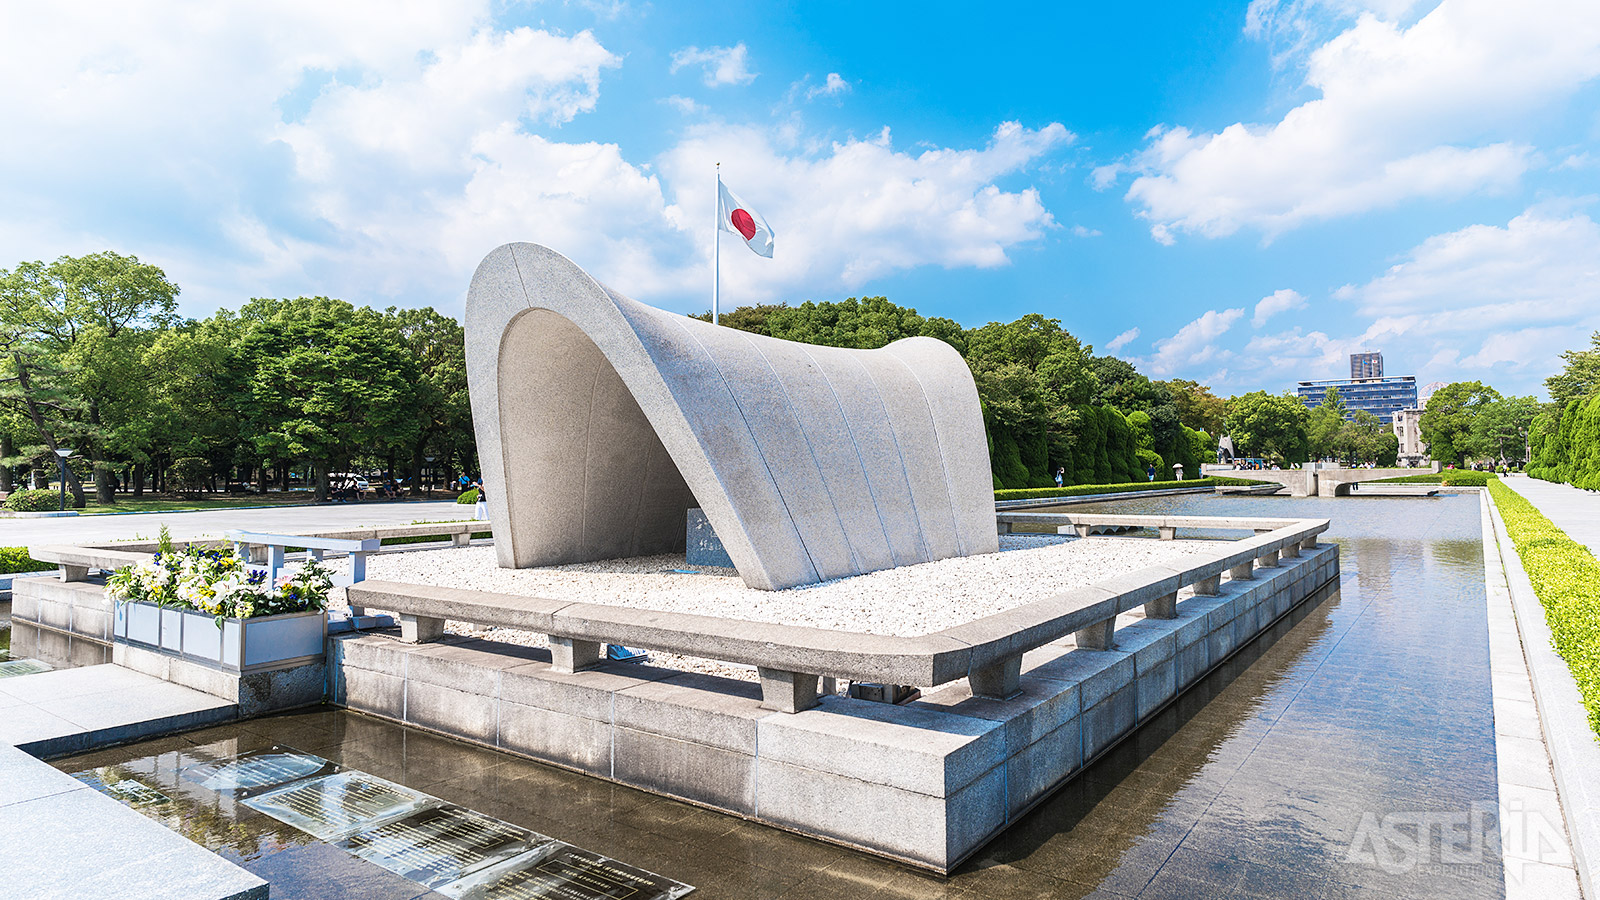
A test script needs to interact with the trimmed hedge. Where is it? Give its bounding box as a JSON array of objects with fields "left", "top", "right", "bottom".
[
  {"left": 1372, "top": 470, "right": 1498, "bottom": 487},
  {"left": 3, "top": 489, "right": 61, "bottom": 512},
  {"left": 456, "top": 488, "right": 479, "bottom": 504},
  {"left": 993, "top": 476, "right": 1262, "bottom": 502},
  {"left": 0, "top": 547, "right": 54, "bottom": 574},
  {"left": 1489, "top": 480, "right": 1600, "bottom": 738}
]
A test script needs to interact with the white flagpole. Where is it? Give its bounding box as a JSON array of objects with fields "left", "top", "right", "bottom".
[{"left": 713, "top": 163, "right": 721, "bottom": 326}]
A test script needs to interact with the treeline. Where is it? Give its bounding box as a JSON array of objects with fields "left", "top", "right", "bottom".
[
  {"left": 1530, "top": 332, "right": 1600, "bottom": 489},
  {"left": 697, "top": 299, "right": 1222, "bottom": 488},
  {"left": 0, "top": 252, "right": 473, "bottom": 505}
]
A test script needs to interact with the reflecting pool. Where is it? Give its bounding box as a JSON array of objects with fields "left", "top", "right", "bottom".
[{"left": 55, "top": 493, "right": 1502, "bottom": 899}]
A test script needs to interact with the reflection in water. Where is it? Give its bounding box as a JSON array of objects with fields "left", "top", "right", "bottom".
[{"left": 53, "top": 493, "right": 1502, "bottom": 899}]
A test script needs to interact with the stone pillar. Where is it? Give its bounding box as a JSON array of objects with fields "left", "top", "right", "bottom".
[
  {"left": 1300, "top": 536, "right": 1318, "bottom": 552},
  {"left": 758, "top": 667, "right": 820, "bottom": 713},
  {"left": 1074, "top": 524, "right": 1092, "bottom": 538},
  {"left": 1280, "top": 542, "right": 1300, "bottom": 559},
  {"left": 1193, "top": 575, "right": 1221, "bottom": 596},
  {"left": 58, "top": 564, "right": 90, "bottom": 583},
  {"left": 398, "top": 614, "right": 445, "bottom": 643},
  {"left": 1075, "top": 619, "right": 1115, "bottom": 650},
  {"left": 1158, "top": 525, "right": 1176, "bottom": 541},
  {"left": 996, "top": 519, "right": 1012, "bottom": 535},
  {"left": 1257, "top": 549, "right": 1279, "bottom": 568},
  {"left": 1228, "top": 561, "right": 1254, "bottom": 581},
  {"left": 1144, "top": 592, "right": 1178, "bottom": 619},
  {"left": 551, "top": 636, "right": 603, "bottom": 674},
  {"left": 969, "top": 656, "right": 1021, "bottom": 699}
]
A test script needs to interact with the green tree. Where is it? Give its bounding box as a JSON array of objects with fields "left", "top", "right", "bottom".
[
  {"left": 1546, "top": 331, "right": 1600, "bottom": 409},
  {"left": 236, "top": 298, "right": 419, "bottom": 501},
  {"left": 389, "top": 306, "right": 472, "bottom": 494},
  {"left": 1160, "top": 378, "right": 1226, "bottom": 434},
  {"left": 1471, "top": 395, "right": 1539, "bottom": 466},
  {"left": 1305, "top": 386, "right": 1346, "bottom": 461},
  {"left": 0, "top": 252, "right": 179, "bottom": 506},
  {"left": 1225, "top": 391, "right": 1310, "bottom": 465},
  {"left": 1419, "top": 381, "right": 1501, "bottom": 466}
]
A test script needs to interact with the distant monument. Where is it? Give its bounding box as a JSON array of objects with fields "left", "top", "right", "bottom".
[{"left": 463, "top": 243, "right": 999, "bottom": 590}]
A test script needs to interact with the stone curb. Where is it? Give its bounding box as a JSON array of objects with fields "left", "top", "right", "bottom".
[{"left": 1485, "top": 488, "right": 1600, "bottom": 899}]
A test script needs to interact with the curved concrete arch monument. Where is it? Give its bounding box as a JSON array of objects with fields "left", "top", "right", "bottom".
[{"left": 465, "top": 242, "right": 998, "bottom": 590}]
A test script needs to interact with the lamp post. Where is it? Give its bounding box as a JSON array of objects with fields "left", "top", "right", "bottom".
[{"left": 54, "top": 448, "right": 73, "bottom": 512}]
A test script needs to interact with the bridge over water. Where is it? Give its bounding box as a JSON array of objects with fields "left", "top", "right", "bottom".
[{"left": 1206, "top": 464, "right": 1435, "bottom": 497}]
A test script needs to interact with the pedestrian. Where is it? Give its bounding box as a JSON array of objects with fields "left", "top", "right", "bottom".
[
  {"left": 473, "top": 480, "right": 488, "bottom": 521},
  {"left": 1055, "top": 467, "right": 1065, "bottom": 489},
  {"left": 1146, "top": 463, "right": 1156, "bottom": 482}
]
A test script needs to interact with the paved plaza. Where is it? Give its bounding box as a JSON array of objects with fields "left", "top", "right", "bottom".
[{"left": 0, "top": 500, "right": 475, "bottom": 546}]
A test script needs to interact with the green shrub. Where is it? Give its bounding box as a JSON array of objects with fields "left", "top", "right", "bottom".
[
  {"left": 1372, "top": 470, "right": 1497, "bottom": 486},
  {"left": 0, "top": 547, "right": 54, "bottom": 573},
  {"left": 4, "top": 489, "right": 61, "bottom": 512},
  {"left": 1489, "top": 481, "right": 1600, "bottom": 738},
  {"left": 456, "top": 488, "right": 479, "bottom": 504},
  {"left": 993, "top": 476, "right": 1259, "bottom": 501}
]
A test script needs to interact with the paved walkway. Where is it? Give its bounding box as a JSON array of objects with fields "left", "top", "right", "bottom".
[
  {"left": 0, "top": 500, "right": 475, "bottom": 546},
  {"left": 0, "top": 664, "right": 237, "bottom": 757},
  {"left": 1501, "top": 474, "right": 1600, "bottom": 558}
]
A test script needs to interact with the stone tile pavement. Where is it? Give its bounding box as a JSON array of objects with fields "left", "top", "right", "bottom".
[{"left": 0, "top": 663, "right": 237, "bottom": 758}]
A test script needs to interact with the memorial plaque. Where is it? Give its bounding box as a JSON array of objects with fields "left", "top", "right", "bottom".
[
  {"left": 182, "top": 747, "right": 336, "bottom": 797},
  {"left": 438, "top": 843, "right": 694, "bottom": 900},
  {"left": 339, "top": 804, "right": 556, "bottom": 889},
  {"left": 0, "top": 658, "right": 51, "bottom": 678},
  {"left": 72, "top": 770, "right": 174, "bottom": 811},
  {"left": 244, "top": 771, "right": 436, "bottom": 841}
]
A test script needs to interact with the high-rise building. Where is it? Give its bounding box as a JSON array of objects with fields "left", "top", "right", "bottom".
[
  {"left": 1296, "top": 352, "right": 1418, "bottom": 424},
  {"left": 1351, "top": 351, "right": 1383, "bottom": 380}
]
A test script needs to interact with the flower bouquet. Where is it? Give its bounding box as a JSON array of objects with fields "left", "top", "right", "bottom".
[{"left": 108, "top": 544, "right": 332, "bottom": 627}]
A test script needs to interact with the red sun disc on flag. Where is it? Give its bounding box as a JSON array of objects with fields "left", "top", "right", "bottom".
[{"left": 730, "top": 208, "right": 758, "bottom": 241}]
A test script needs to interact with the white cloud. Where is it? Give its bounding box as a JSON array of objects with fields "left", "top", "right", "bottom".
[
  {"left": 1253, "top": 288, "right": 1307, "bottom": 326},
  {"left": 662, "top": 95, "right": 704, "bottom": 115},
  {"left": 1335, "top": 207, "right": 1600, "bottom": 322},
  {"left": 0, "top": 6, "right": 1074, "bottom": 322},
  {"left": 670, "top": 43, "right": 757, "bottom": 87},
  {"left": 805, "top": 72, "right": 851, "bottom": 100},
  {"left": 1105, "top": 327, "right": 1140, "bottom": 353},
  {"left": 1071, "top": 225, "right": 1102, "bottom": 237},
  {"left": 658, "top": 121, "right": 1074, "bottom": 299},
  {"left": 1557, "top": 152, "right": 1596, "bottom": 170},
  {"left": 1145, "top": 308, "right": 1245, "bottom": 375},
  {"left": 1118, "top": 0, "right": 1600, "bottom": 242}
]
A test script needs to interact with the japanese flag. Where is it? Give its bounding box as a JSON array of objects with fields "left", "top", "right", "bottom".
[{"left": 718, "top": 180, "right": 775, "bottom": 258}]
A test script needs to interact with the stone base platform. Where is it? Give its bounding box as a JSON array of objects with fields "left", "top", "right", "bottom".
[{"left": 331, "top": 543, "right": 1338, "bottom": 873}]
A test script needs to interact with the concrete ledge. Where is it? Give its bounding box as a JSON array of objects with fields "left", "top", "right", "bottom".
[{"left": 1485, "top": 489, "right": 1600, "bottom": 898}]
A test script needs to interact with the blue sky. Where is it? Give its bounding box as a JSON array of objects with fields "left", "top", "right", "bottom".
[{"left": 2, "top": 0, "right": 1597, "bottom": 398}]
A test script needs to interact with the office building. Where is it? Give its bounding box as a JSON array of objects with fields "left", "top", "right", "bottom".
[
  {"left": 1296, "top": 351, "right": 1418, "bottom": 424},
  {"left": 1351, "top": 351, "right": 1383, "bottom": 380}
]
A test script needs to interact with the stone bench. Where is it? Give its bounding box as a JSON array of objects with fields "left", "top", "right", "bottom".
[
  {"left": 348, "top": 517, "right": 1329, "bottom": 716},
  {"left": 996, "top": 512, "right": 1304, "bottom": 541},
  {"left": 27, "top": 545, "right": 152, "bottom": 583}
]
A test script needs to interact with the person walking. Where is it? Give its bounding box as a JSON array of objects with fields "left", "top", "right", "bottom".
[
  {"left": 1146, "top": 463, "right": 1156, "bottom": 482},
  {"left": 472, "top": 480, "right": 488, "bottom": 521},
  {"left": 1055, "top": 467, "right": 1065, "bottom": 490}
]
